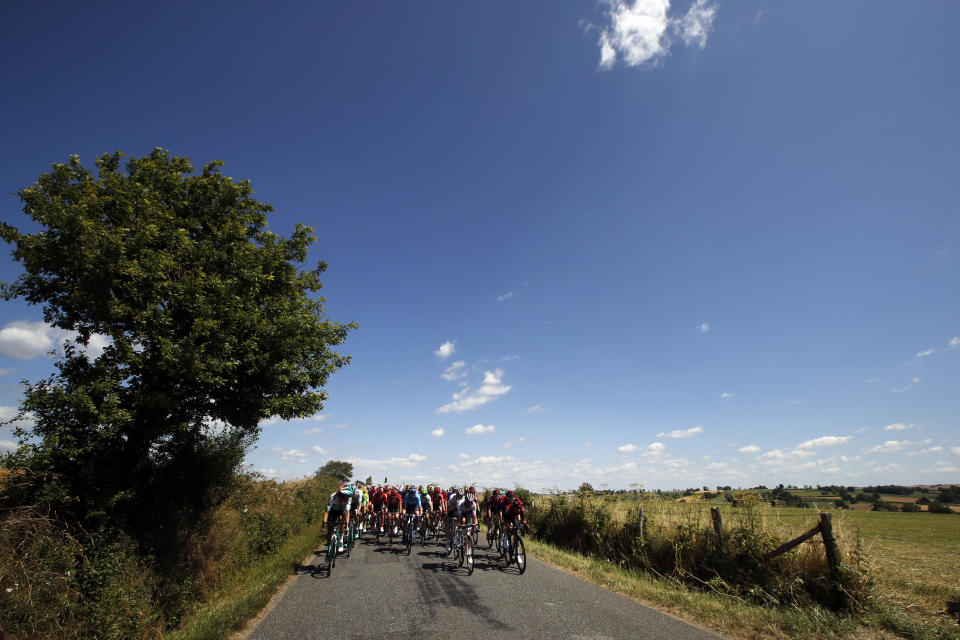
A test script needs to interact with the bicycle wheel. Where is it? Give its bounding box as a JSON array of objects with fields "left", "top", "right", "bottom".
[
  {"left": 456, "top": 538, "right": 465, "bottom": 567},
  {"left": 472, "top": 525, "right": 479, "bottom": 546},
  {"left": 405, "top": 526, "right": 413, "bottom": 555},
  {"left": 515, "top": 536, "right": 526, "bottom": 574},
  {"left": 465, "top": 535, "right": 474, "bottom": 575},
  {"left": 327, "top": 532, "right": 337, "bottom": 571},
  {"left": 486, "top": 527, "right": 494, "bottom": 549},
  {"left": 376, "top": 516, "right": 381, "bottom": 542}
]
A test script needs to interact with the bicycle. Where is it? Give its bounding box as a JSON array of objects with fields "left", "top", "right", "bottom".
[
  {"left": 402, "top": 513, "right": 418, "bottom": 555},
  {"left": 324, "top": 519, "right": 346, "bottom": 572},
  {"left": 486, "top": 520, "right": 501, "bottom": 552},
  {"left": 452, "top": 522, "right": 476, "bottom": 575},
  {"left": 501, "top": 521, "right": 527, "bottom": 574}
]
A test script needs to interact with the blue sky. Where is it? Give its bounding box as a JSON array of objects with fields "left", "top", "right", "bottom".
[{"left": 1, "top": 1, "right": 958, "bottom": 490}]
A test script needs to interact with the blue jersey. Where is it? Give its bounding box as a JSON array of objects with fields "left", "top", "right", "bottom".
[{"left": 403, "top": 491, "right": 421, "bottom": 509}]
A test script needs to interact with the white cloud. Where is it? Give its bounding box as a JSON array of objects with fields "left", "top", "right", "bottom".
[
  {"left": 526, "top": 404, "right": 549, "bottom": 414},
  {"left": 619, "top": 442, "right": 665, "bottom": 456},
  {"left": 883, "top": 423, "right": 916, "bottom": 431},
  {"left": 312, "top": 445, "right": 327, "bottom": 454},
  {"left": 697, "top": 322, "right": 710, "bottom": 333},
  {"left": 919, "top": 447, "right": 942, "bottom": 454},
  {"left": 349, "top": 453, "right": 427, "bottom": 469},
  {"left": 0, "top": 440, "right": 17, "bottom": 452},
  {"left": 675, "top": 0, "right": 718, "bottom": 48},
  {"left": 465, "top": 424, "right": 495, "bottom": 435},
  {"left": 854, "top": 427, "right": 869, "bottom": 434},
  {"left": 499, "top": 355, "right": 520, "bottom": 362},
  {"left": 720, "top": 392, "right": 735, "bottom": 399},
  {"left": 302, "top": 427, "right": 324, "bottom": 435},
  {"left": 949, "top": 337, "right": 959, "bottom": 349},
  {"left": 436, "top": 369, "right": 512, "bottom": 413},
  {"left": 951, "top": 447, "right": 960, "bottom": 456},
  {"left": 441, "top": 360, "right": 467, "bottom": 381},
  {"left": 796, "top": 435, "right": 852, "bottom": 449},
  {"left": 434, "top": 340, "right": 456, "bottom": 359},
  {"left": 738, "top": 444, "right": 761, "bottom": 453},
  {"left": 597, "top": 0, "right": 717, "bottom": 70},
  {"left": 259, "top": 468, "right": 281, "bottom": 479},
  {"left": 272, "top": 447, "right": 309, "bottom": 462},
  {"left": 335, "top": 424, "right": 350, "bottom": 430},
  {"left": 0, "top": 406, "right": 34, "bottom": 431},
  {"left": 870, "top": 439, "right": 932, "bottom": 453},
  {"left": 758, "top": 449, "right": 816, "bottom": 463},
  {"left": 0, "top": 321, "right": 55, "bottom": 359},
  {"left": 657, "top": 425, "right": 704, "bottom": 438},
  {"left": 916, "top": 348, "right": 935, "bottom": 358},
  {"left": 0, "top": 368, "right": 15, "bottom": 376},
  {"left": 431, "top": 428, "right": 445, "bottom": 438},
  {"left": 892, "top": 378, "right": 921, "bottom": 393},
  {"left": 458, "top": 453, "right": 470, "bottom": 459},
  {"left": 497, "top": 291, "right": 514, "bottom": 302}
]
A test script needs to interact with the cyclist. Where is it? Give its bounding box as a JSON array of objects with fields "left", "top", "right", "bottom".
[
  {"left": 444, "top": 485, "right": 463, "bottom": 553},
  {"left": 419, "top": 486, "right": 434, "bottom": 537},
  {"left": 323, "top": 484, "right": 354, "bottom": 553},
  {"left": 386, "top": 484, "right": 402, "bottom": 534},
  {"left": 348, "top": 483, "right": 362, "bottom": 539},
  {"left": 485, "top": 488, "right": 502, "bottom": 524},
  {"left": 370, "top": 484, "right": 387, "bottom": 532},
  {"left": 501, "top": 490, "right": 526, "bottom": 549},
  {"left": 401, "top": 485, "right": 422, "bottom": 542}
]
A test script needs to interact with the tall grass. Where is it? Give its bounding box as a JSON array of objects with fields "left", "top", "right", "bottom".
[
  {"left": 526, "top": 493, "right": 872, "bottom": 611},
  {"left": 0, "top": 472, "right": 340, "bottom": 640}
]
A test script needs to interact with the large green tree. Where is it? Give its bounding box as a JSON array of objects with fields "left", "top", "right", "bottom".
[{"left": 0, "top": 149, "right": 354, "bottom": 550}]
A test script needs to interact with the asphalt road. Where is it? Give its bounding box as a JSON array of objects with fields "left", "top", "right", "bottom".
[{"left": 246, "top": 526, "right": 725, "bottom": 640}]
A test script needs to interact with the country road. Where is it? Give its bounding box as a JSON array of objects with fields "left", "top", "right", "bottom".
[{"left": 245, "top": 528, "right": 725, "bottom": 640}]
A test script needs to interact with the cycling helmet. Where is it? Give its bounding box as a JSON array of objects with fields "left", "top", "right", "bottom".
[
  {"left": 468, "top": 486, "right": 475, "bottom": 494},
  {"left": 492, "top": 489, "right": 501, "bottom": 495},
  {"left": 506, "top": 490, "right": 515, "bottom": 499},
  {"left": 420, "top": 487, "right": 428, "bottom": 495},
  {"left": 340, "top": 485, "right": 355, "bottom": 497}
]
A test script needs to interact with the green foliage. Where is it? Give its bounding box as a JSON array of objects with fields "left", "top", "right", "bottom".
[
  {"left": 577, "top": 482, "right": 594, "bottom": 495},
  {"left": 0, "top": 508, "right": 162, "bottom": 639},
  {"left": 927, "top": 501, "right": 954, "bottom": 514},
  {"left": 316, "top": 460, "right": 354, "bottom": 483},
  {"left": 0, "top": 149, "right": 354, "bottom": 556},
  {"left": 871, "top": 500, "right": 900, "bottom": 512}
]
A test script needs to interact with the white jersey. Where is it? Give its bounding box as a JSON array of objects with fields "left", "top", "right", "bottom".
[{"left": 457, "top": 494, "right": 478, "bottom": 517}]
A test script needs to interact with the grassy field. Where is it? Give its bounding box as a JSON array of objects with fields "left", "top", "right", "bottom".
[{"left": 528, "top": 495, "right": 960, "bottom": 639}]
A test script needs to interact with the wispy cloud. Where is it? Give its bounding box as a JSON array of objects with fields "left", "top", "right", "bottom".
[
  {"left": 465, "top": 424, "right": 495, "bottom": 435},
  {"left": 441, "top": 360, "right": 467, "bottom": 381},
  {"left": 597, "top": 0, "right": 718, "bottom": 70},
  {"left": 758, "top": 449, "right": 816, "bottom": 463},
  {"left": 951, "top": 446, "right": 960, "bottom": 456},
  {"left": 261, "top": 413, "right": 328, "bottom": 428},
  {"left": 434, "top": 340, "right": 456, "bottom": 359},
  {"left": 892, "top": 378, "right": 921, "bottom": 393},
  {"left": 0, "top": 368, "right": 15, "bottom": 376},
  {"left": 869, "top": 439, "right": 932, "bottom": 453},
  {"left": 883, "top": 423, "right": 916, "bottom": 431},
  {"left": 431, "top": 428, "right": 445, "bottom": 438},
  {"left": 697, "top": 322, "right": 710, "bottom": 333},
  {"left": 499, "top": 354, "right": 520, "bottom": 362},
  {"left": 272, "top": 447, "right": 309, "bottom": 462},
  {"left": 618, "top": 442, "right": 665, "bottom": 457},
  {"left": 0, "top": 440, "right": 17, "bottom": 452},
  {"left": 302, "top": 427, "right": 324, "bottom": 435},
  {"left": 916, "top": 348, "right": 935, "bottom": 358},
  {"left": 497, "top": 291, "right": 514, "bottom": 302},
  {"left": 526, "top": 404, "right": 550, "bottom": 414},
  {"left": 738, "top": 444, "right": 761, "bottom": 453},
  {"left": 720, "top": 392, "right": 735, "bottom": 399},
  {"left": 436, "top": 369, "right": 512, "bottom": 413},
  {"left": 657, "top": 425, "right": 704, "bottom": 438},
  {"left": 796, "top": 435, "right": 852, "bottom": 449},
  {"left": 949, "top": 337, "right": 960, "bottom": 350}
]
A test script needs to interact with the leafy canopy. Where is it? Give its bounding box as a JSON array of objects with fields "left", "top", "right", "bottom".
[{"left": 0, "top": 149, "right": 355, "bottom": 544}]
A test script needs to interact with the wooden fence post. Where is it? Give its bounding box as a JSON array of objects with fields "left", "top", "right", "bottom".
[
  {"left": 819, "top": 512, "right": 841, "bottom": 573},
  {"left": 636, "top": 506, "right": 644, "bottom": 540},
  {"left": 710, "top": 507, "right": 723, "bottom": 546}
]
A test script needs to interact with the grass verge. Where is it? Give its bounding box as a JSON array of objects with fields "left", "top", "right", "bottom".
[
  {"left": 525, "top": 538, "right": 960, "bottom": 640},
  {"left": 165, "top": 520, "right": 325, "bottom": 640}
]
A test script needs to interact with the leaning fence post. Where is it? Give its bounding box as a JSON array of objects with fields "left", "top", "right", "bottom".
[
  {"left": 819, "top": 512, "right": 841, "bottom": 573},
  {"left": 710, "top": 507, "right": 723, "bottom": 547}
]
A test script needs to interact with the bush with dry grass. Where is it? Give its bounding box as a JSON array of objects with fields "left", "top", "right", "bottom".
[{"left": 527, "top": 493, "right": 872, "bottom": 611}]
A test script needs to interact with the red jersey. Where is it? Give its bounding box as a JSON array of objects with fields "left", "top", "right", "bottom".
[
  {"left": 504, "top": 497, "right": 524, "bottom": 518},
  {"left": 386, "top": 490, "right": 402, "bottom": 507}
]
